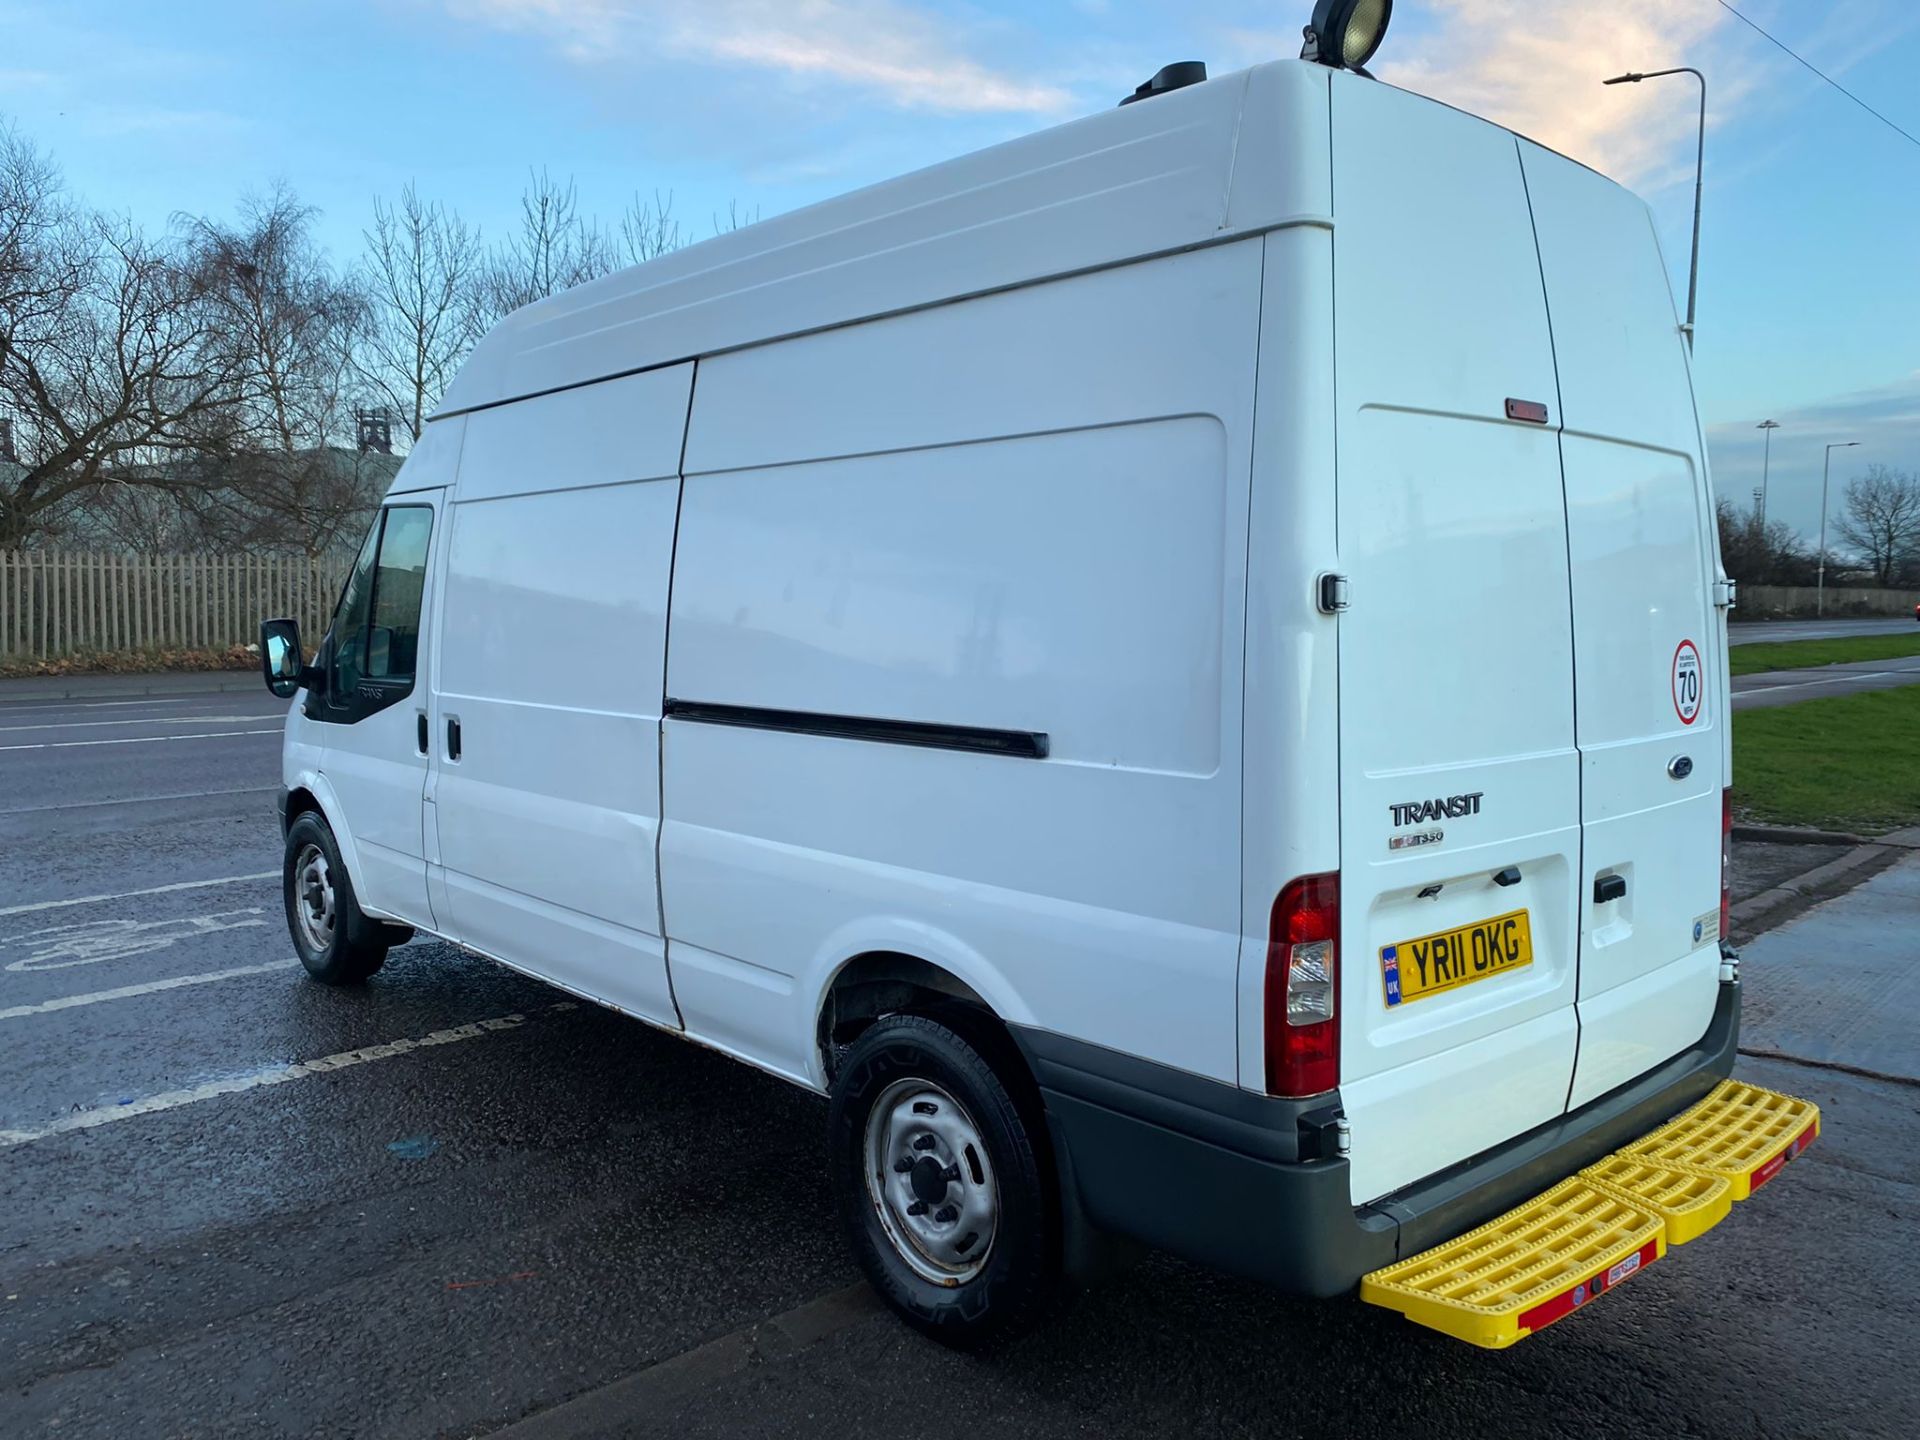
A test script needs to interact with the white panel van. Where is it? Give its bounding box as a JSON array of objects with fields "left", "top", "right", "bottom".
[{"left": 261, "top": 57, "right": 1744, "bottom": 1345}]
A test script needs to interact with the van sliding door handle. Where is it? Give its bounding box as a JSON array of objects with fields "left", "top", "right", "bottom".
[
  {"left": 446, "top": 716, "right": 462, "bottom": 762},
  {"left": 416, "top": 712, "right": 429, "bottom": 755}
]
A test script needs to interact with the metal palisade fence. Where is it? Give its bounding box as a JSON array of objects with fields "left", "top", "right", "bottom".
[{"left": 0, "top": 551, "right": 350, "bottom": 660}]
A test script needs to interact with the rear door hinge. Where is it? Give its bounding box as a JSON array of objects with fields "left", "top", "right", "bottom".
[
  {"left": 1317, "top": 572, "right": 1351, "bottom": 615},
  {"left": 1713, "top": 578, "right": 1737, "bottom": 610}
]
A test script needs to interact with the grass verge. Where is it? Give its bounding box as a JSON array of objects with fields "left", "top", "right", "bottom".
[
  {"left": 1734, "top": 684, "right": 1920, "bottom": 834},
  {"left": 1729, "top": 631, "right": 1920, "bottom": 676},
  {"left": 0, "top": 645, "right": 255, "bottom": 680}
]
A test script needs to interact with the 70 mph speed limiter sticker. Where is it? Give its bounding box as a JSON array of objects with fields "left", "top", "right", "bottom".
[{"left": 1672, "top": 639, "right": 1703, "bottom": 725}]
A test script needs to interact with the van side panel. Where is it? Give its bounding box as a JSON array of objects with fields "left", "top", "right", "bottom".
[
  {"left": 663, "top": 245, "right": 1260, "bottom": 1086},
  {"left": 427, "top": 365, "right": 692, "bottom": 1027},
  {"left": 1328, "top": 75, "right": 1582, "bottom": 1203},
  {"left": 1517, "top": 143, "right": 1725, "bottom": 1107}
]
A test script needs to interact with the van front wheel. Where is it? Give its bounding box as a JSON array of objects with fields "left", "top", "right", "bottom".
[
  {"left": 828, "top": 1013, "right": 1057, "bottom": 1346},
  {"left": 283, "top": 813, "right": 390, "bottom": 984}
]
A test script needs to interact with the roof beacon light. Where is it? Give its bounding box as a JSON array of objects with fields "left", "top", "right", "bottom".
[{"left": 1301, "top": 0, "right": 1393, "bottom": 74}]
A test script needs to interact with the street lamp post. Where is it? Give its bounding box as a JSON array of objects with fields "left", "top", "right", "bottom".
[
  {"left": 1817, "top": 441, "right": 1860, "bottom": 617},
  {"left": 1604, "top": 67, "right": 1706, "bottom": 349},
  {"left": 1756, "top": 419, "right": 1780, "bottom": 527}
]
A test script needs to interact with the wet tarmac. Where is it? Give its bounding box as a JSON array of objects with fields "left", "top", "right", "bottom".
[{"left": 2, "top": 682, "right": 1915, "bottom": 1437}]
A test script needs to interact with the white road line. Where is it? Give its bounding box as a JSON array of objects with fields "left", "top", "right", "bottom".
[
  {"left": 0, "top": 728, "right": 281, "bottom": 752},
  {"left": 0, "top": 697, "right": 206, "bottom": 714},
  {"left": 0, "top": 960, "right": 299, "bottom": 1020},
  {"left": 0, "top": 714, "right": 277, "bottom": 733},
  {"left": 1736, "top": 673, "right": 1893, "bottom": 697},
  {"left": 0, "top": 871, "right": 277, "bottom": 918},
  {"left": 0, "top": 1002, "right": 577, "bottom": 1148},
  {"left": 0, "top": 785, "right": 275, "bottom": 817}
]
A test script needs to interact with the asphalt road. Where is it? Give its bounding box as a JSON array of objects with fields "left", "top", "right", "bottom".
[
  {"left": 1731, "top": 652, "right": 1920, "bottom": 710},
  {"left": 2, "top": 681, "right": 1917, "bottom": 1438},
  {"left": 1728, "top": 616, "right": 1915, "bottom": 644}
]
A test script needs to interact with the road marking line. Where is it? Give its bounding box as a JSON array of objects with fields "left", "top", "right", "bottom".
[
  {"left": 0, "top": 1002, "right": 578, "bottom": 1148},
  {"left": 0, "top": 872, "right": 277, "bottom": 918},
  {"left": 0, "top": 728, "right": 281, "bottom": 752},
  {"left": 0, "top": 697, "right": 206, "bottom": 714},
  {"left": 0, "top": 714, "right": 278, "bottom": 733},
  {"left": 3, "top": 908, "right": 267, "bottom": 971},
  {"left": 0, "top": 960, "right": 299, "bottom": 1020},
  {"left": 1738, "top": 675, "right": 1893, "bottom": 698},
  {"left": 0, "top": 785, "right": 276, "bottom": 817}
]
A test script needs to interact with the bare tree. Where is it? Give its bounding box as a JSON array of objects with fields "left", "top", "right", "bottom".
[
  {"left": 478, "top": 169, "right": 617, "bottom": 321},
  {"left": 0, "top": 124, "right": 240, "bottom": 548},
  {"left": 619, "top": 188, "right": 684, "bottom": 265},
  {"left": 178, "top": 186, "right": 383, "bottom": 557},
  {"left": 4, "top": 115, "right": 763, "bottom": 554},
  {"left": 357, "top": 183, "right": 481, "bottom": 442},
  {"left": 1715, "top": 494, "right": 1816, "bottom": 587},
  {"left": 712, "top": 198, "right": 761, "bottom": 235},
  {"left": 1833, "top": 464, "right": 1920, "bottom": 587}
]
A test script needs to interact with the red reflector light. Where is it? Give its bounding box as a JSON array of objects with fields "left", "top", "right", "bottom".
[
  {"left": 1515, "top": 1238, "right": 1658, "bottom": 1336},
  {"left": 1720, "top": 786, "right": 1733, "bottom": 941},
  {"left": 1505, "top": 397, "right": 1550, "bottom": 424},
  {"left": 1265, "top": 872, "right": 1340, "bottom": 1097}
]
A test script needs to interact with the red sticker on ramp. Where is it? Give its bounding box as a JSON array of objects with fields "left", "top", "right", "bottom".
[{"left": 1672, "top": 640, "right": 1703, "bottom": 725}]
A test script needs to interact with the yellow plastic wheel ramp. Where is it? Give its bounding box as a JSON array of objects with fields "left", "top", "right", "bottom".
[
  {"left": 1361, "top": 1081, "right": 1819, "bottom": 1348},
  {"left": 1581, "top": 1156, "right": 1731, "bottom": 1245},
  {"left": 1620, "top": 1079, "right": 1821, "bottom": 1201}
]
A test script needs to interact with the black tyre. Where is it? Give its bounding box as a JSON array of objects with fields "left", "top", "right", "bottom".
[
  {"left": 283, "top": 812, "right": 391, "bottom": 984},
  {"left": 828, "top": 1012, "right": 1059, "bottom": 1347}
]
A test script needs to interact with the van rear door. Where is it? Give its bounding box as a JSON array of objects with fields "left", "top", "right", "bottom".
[
  {"left": 1517, "top": 143, "right": 1727, "bottom": 1109},
  {"left": 1329, "top": 80, "right": 1582, "bottom": 1204}
]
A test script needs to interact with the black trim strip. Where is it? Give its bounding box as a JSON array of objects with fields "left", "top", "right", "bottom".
[{"left": 663, "top": 699, "right": 1048, "bottom": 759}]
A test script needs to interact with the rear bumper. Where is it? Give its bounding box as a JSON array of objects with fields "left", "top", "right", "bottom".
[{"left": 1015, "top": 979, "right": 1740, "bottom": 1297}]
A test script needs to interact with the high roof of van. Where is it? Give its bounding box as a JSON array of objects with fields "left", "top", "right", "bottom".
[
  {"left": 434, "top": 60, "right": 1655, "bottom": 421},
  {"left": 434, "top": 60, "right": 1338, "bottom": 417}
]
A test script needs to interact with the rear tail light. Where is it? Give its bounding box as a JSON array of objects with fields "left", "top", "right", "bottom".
[
  {"left": 1720, "top": 786, "right": 1733, "bottom": 941},
  {"left": 1265, "top": 872, "right": 1340, "bottom": 1097}
]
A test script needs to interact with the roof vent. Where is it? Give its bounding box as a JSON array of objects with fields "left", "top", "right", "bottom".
[{"left": 1118, "top": 61, "right": 1208, "bottom": 107}]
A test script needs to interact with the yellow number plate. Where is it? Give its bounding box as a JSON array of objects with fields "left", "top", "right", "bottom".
[{"left": 1381, "top": 909, "right": 1533, "bottom": 1008}]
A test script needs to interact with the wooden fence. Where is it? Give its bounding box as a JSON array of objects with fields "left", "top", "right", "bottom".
[
  {"left": 1737, "top": 584, "right": 1920, "bottom": 618},
  {"left": 0, "top": 550, "right": 350, "bottom": 660}
]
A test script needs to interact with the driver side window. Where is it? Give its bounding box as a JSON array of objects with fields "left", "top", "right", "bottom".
[
  {"left": 319, "top": 504, "right": 434, "bottom": 722},
  {"left": 329, "top": 515, "right": 382, "bottom": 699}
]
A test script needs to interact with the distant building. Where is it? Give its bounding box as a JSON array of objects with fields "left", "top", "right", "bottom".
[{"left": 44, "top": 446, "right": 404, "bottom": 556}]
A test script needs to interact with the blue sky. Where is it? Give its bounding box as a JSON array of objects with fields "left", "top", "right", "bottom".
[{"left": 4, "top": 0, "right": 1918, "bottom": 544}]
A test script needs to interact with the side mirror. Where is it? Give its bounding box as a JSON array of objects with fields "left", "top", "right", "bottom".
[{"left": 261, "top": 617, "right": 308, "bottom": 699}]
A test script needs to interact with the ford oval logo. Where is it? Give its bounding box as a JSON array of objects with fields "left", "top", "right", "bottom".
[{"left": 1667, "top": 755, "right": 1694, "bottom": 780}]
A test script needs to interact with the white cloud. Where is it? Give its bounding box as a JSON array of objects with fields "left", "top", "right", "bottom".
[
  {"left": 1375, "top": 0, "right": 1740, "bottom": 190},
  {"left": 443, "top": 0, "right": 1070, "bottom": 115}
]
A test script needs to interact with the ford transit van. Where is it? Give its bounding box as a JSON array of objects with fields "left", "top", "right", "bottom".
[{"left": 261, "top": 58, "right": 1814, "bottom": 1349}]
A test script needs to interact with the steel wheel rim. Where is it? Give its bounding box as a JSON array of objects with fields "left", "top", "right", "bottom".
[
  {"left": 863, "top": 1076, "right": 999, "bottom": 1285},
  {"left": 293, "top": 843, "right": 336, "bottom": 953}
]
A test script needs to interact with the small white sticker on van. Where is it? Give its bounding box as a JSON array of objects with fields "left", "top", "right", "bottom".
[{"left": 1672, "top": 640, "right": 1703, "bottom": 726}]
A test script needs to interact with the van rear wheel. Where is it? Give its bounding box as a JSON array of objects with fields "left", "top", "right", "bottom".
[
  {"left": 283, "top": 812, "right": 391, "bottom": 984},
  {"left": 828, "top": 1013, "right": 1058, "bottom": 1347}
]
